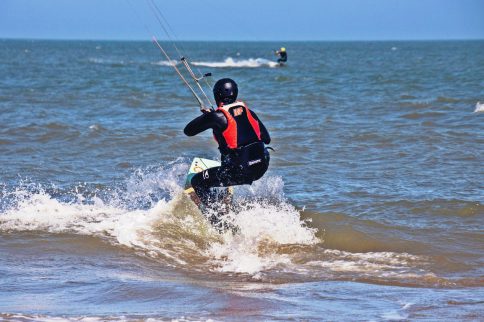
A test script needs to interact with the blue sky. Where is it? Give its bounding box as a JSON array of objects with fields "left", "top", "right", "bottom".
[{"left": 1, "top": 0, "right": 483, "bottom": 41}]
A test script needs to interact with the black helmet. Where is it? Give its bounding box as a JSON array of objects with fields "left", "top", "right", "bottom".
[{"left": 213, "top": 78, "right": 238, "bottom": 106}]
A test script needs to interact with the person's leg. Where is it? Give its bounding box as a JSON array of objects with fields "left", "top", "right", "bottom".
[
  {"left": 190, "top": 166, "right": 222, "bottom": 206},
  {"left": 190, "top": 165, "right": 245, "bottom": 231},
  {"left": 191, "top": 165, "right": 250, "bottom": 204}
]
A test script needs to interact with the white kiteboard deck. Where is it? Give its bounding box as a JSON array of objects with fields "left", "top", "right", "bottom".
[{"left": 184, "top": 157, "right": 233, "bottom": 208}]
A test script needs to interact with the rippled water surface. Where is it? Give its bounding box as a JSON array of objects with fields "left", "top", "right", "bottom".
[{"left": 0, "top": 39, "right": 483, "bottom": 321}]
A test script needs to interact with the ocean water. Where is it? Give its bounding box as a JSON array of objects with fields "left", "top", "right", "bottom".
[{"left": 0, "top": 39, "right": 483, "bottom": 321}]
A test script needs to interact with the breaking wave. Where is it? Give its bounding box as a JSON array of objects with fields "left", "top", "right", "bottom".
[
  {"left": 191, "top": 57, "right": 279, "bottom": 68},
  {"left": 0, "top": 161, "right": 475, "bottom": 287},
  {"left": 152, "top": 59, "right": 179, "bottom": 67},
  {"left": 154, "top": 57, "right": 279, "bottom": 68},
  {"left": 88, "top": 57, "right": 129, "bottom": 67},
  {"left": 0, "top": 163, "right": 316, "bottom": 276},
  {"left": 474, "top": 101, "right": 484, "bottom": 113}
]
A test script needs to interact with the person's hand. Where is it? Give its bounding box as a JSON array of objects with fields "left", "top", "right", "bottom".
[{"left": 201, "top": 106, "right": 212, "bottom": 114}]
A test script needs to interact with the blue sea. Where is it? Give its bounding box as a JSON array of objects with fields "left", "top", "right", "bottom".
[{"left": 0, "top": 39, "right": 483, "bottom": 321}]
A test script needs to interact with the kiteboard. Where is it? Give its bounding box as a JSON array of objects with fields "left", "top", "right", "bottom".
[{"left": 184, "top": 157, "right": 233, "bottom": 209}]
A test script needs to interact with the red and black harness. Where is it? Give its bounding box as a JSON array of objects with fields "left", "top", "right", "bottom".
[
  {"left": 213, "top": 101, "right": 261, "bottom": 150},
  {"left": 213, "top": 101, "right": 267, "bottom": 171}
]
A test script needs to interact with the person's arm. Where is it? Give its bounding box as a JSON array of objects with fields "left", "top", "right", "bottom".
[
  {"left": 183, "top": 111, "right": 227, "bottom": 136},
  {"left": 250, "top": 110, "right": 271, "bottom": 144}
]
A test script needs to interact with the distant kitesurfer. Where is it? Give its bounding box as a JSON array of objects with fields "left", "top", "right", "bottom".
[
  {"left": 184, "top": 78, "right": 271, "bottom": 209},
  {"left": 275, "top": 47, "right": 287, "bottom": 64}
]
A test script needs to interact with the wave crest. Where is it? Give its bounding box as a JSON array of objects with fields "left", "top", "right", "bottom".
[
  {"left": 474, "top": 101, "right": 484, "bottom": 113},
  {"left": 0, "top": 163, "right": 316, "bottom": 275},
  {"left": 191, "top": 57, "right": 279, "bottom": 68},
  {"left": 1, "top": 162, "right": 469, "bottom": 286}
]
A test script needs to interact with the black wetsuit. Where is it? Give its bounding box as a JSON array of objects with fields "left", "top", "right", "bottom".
[
  {"left": 184, "top": 105, "right": 271, "bottom": 206},
  {"left": 277, "top": 51, "right": 287, "bottom": 63}
]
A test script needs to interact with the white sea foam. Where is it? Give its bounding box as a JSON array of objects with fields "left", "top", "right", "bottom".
[
  {"left": 153, "top": 57, "right": 279, "bottom": 68},
  {"left": 154, "top": 57, "right": 279, "bottom": 68},
  {"left": 88, "top": 57, "right": 126, "bottom": 65},
  {"left": 474, "top": 101, "right": 484, "bottom": 113},
  {"left": 208, "top": 200, "right": 318, "bottom": 275},
  {"left": 0, "top": 164, "right": 433, "bottom": 281},
  {"left": 88, "top": 57, "right": 104, "bottom": 64},
  {"left": 88, "top": 124, "right": 104, "bottom": 131},
  {"left": 203, "top": 174, "right": 318, "bottom": 275},
  {"left": 303, "top": 249, "right": 436, "bottom": 283},
  {"left": 152, "top": 59, "right": 179, "bottom": 66},
  {"left": 0, "top": 187, "right": 204, "bottom": 266},
  {"left": 381, "top": 310, "right": 408, "bottom": 321},
  {"left": 0, "top": 172, "right": 438, "bottom": 284},
  {"left": 191, "top": 57, "right": 279, "bottom": 68},
  {"left": 0, "top": 189, "right": 157, "bottom": 243},
  {"left": 0, "top": 165, "right": 317, "bottom": 275},
  {"left": 0, "top": 314, "right": 212, "bottom": 322}
]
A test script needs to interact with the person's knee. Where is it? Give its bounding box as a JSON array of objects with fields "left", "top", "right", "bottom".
[
  {"left": 191, "top": 172, "right": 209, "bottom": 189},
  {"left": 248, "top": 161, "right": 268, "bottom": 182},
  {"left": 191, "top": 174, "right": 201, "bottom": 188}
]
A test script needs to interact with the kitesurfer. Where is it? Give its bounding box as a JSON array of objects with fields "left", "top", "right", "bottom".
[
  {"left": 184, "top": 78, "right": 271, "bottom": 210},
  {"left": 275, "top": 47, "right": 287, "bottom": 64}
]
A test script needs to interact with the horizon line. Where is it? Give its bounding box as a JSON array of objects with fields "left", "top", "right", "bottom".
[{"left": 1, "top": 36, "right": 484, "bottom": 43}]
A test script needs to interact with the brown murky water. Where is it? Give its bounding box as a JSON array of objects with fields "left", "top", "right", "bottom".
[{"left": 0, "top": 39, "right": 483, "bottom": 320}]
